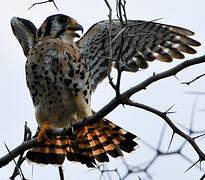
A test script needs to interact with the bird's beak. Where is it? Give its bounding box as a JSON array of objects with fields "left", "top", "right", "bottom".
[{"left": 66, "top": 23, "right": 84, "bottom": 38}]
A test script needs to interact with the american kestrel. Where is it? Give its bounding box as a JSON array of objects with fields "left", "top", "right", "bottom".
[{"left": 11, "top": 14, "right": 200, "bottom": 167}]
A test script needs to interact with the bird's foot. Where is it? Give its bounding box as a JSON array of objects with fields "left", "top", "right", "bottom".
[{"left": 37, "top": 123, "right": 53, "bottom": 143}]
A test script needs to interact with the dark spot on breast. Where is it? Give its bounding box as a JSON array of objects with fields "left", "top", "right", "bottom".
[
  {"left": 73, "top": 83, "right": 78, "bottom": 89},
  {"left": 31, "top": 64, "right": 37, "bottom": 70},
  {"left": 75, "top": 69, "right": 80, "bottom": 74},
  {"left": 86, "top": 80, "right": 89, "bottom": 85},
  {"left": 69, "top": 70, "right": 74, "bottom": 78},
  {"left": 49, "top": 100, "right": 53, "bottom": 104},
  {"left": 64, "top": 78, "right": 72, "bottom": 86},
  {"left": 67, "top": 62, "right": 73, "bottom": 69},
  {"left": 58, "top": 91, "right": 61, "bottom": 96},
  {"left": 85, "top": 99, "right": 89, "bottom": 104},
  {"left": 66, "top": 51, "right": 70, "bottom": 56},
  {"left": 74, "top": 88, "right": 80, "bottom": 96},
  {"left": 70, "top": 44, "right": 74, "bottom": 49},
  {"left": 83, "top": 90, "right": 87, "bottom": 96},
  {"left": 80, "top": 72, "right": 85, "bottom": 79}
]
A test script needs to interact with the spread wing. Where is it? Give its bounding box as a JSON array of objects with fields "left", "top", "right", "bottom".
[
  {"left": 11, "top": 17, "right": 37, "bottom": 56},
  {"left": 77, "top": 20, "right": 201, "bottom": 91}
]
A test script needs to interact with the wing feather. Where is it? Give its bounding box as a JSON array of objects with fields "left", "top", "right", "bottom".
[
  {"left": 77, "top": 20, "right": 200, "bottom": 91},
  {"left": 11, "top": 17, "right": 37, "bottom": 56}
]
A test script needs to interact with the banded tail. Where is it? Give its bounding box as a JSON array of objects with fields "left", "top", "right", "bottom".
[{"left": 26, "top": 114, "right": 139, "bottom": 167}]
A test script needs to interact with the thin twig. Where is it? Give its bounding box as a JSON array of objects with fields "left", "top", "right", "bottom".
[
  {"left": 4, "top": 143, "right": 25, "bottom": 179},
  {"left": 181, "top": 73, "right": 205, "bottom": 85},
  {"left": 167, "top": 132, "right": 175, "bottom": 152},
  {"left": 28, "top": 0, "right": 59, "bottom": 11}
]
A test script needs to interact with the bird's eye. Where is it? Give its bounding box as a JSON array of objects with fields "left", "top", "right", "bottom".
[{"left": 59, "top": 16, "right": 67, "bottom": 24}]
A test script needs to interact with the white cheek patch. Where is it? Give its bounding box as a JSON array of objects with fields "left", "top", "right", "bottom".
[{"left": 61, "top": 31, "right": 74, "bottom": 42}]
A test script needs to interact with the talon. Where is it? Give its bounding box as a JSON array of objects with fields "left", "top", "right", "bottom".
[
  {"left": 70, "top": 114, "right": 78, "bottom": 135},
  {"left": 82, "top": 126, "right": 88, "bottom": 136},
  {"left": 37, "top": 123, "right": 53, "bottom": 143}
]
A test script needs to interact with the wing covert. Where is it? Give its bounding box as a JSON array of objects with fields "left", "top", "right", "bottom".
[{"left": 77, "top": 20, "right": 200, "bottom": 91}]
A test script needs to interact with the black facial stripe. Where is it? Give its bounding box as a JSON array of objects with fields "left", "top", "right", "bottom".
[{"left": 44, "top": 18, "right": 53, "bottom": 37}]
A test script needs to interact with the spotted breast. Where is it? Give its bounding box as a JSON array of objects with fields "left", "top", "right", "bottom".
[{"left": 26, "top": 38, "right": 92, "bottom": 129}]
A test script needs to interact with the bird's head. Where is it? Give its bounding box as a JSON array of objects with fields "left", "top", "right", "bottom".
[{"left": 36, "top": 14, "right": 83, "bottom": 42}]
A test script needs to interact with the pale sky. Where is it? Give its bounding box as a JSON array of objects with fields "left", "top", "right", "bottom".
[{"left": 0, "top": 0, "right": 205, "bottom": 180}]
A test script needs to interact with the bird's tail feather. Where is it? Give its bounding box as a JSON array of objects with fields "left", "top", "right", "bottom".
[{"left": 26, "top": 113, "right": 139, "bottom": 167}]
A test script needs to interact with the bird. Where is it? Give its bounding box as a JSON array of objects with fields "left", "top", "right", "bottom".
[{"left": 11, "top": 14, "right": 200, "bottom": 167}]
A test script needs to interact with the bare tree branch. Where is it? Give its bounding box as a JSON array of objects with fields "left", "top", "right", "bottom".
[
  {"left": 123, "top": 99, "right": 205, "bottom": 162},
  {"left": 0, "top": 139, "right": 37, "bottom": 168},
  {"left": 1, "top": 55, "right": 205, "bottom": 169}
]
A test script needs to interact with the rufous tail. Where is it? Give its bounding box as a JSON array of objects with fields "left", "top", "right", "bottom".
[{"left": 26, "top": 112, "right": 139, "bottom": 167}]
